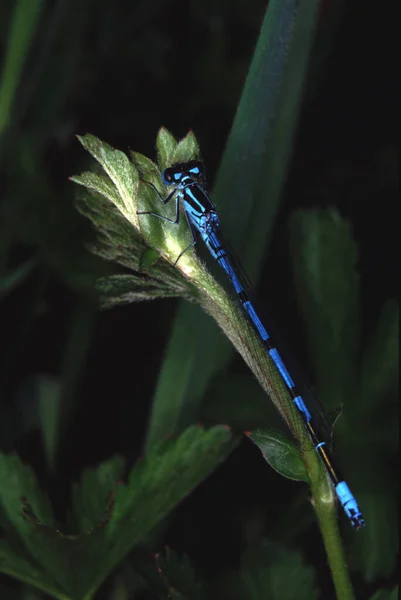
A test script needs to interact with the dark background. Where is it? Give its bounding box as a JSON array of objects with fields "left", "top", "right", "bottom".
[{"left": 0, "top": 0, "right": 399, "bottom": 598}]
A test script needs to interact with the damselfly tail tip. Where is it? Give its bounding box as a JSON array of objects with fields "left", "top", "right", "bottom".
[
  {"left": 351, "top": 513, "right": 365, "bottom": 529},
  {"left": 353, "top": 515, "right": 365, "bottom": 531}
]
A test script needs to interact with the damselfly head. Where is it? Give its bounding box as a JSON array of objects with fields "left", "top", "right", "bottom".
[{"left": 162, "top": 160, "right": 205, "bottom": 186}]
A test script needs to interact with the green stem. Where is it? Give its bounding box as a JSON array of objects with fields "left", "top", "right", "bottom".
[{"left": 305, "top": 449, "right": 355, "bottom": 600}]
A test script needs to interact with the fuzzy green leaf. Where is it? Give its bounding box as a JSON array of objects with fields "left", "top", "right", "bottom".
[
  {"left": 72, "top": 138, "right": 199, "bottom": 306},
  {"left": 75, "top": 134, "right": 139, "bottom": 226},
  {"left": 96, "top": 274, "right": 191, "bottom": 307},
  {"left": 130, "top": 151, "right": 161, "bottom": 181},
  {"left": 71, "top": 171, "right": 123, "bottom": 207},
  {"left": 155, "top": 127, "right": 177, "bottom": 170},
  {"left": 170, "top": 130, "right": 200, "bottom": 166}
]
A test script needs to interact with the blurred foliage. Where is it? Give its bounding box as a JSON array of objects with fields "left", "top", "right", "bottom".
[{"left": 0, "top": 0, "right": 398, "bottom": 599}]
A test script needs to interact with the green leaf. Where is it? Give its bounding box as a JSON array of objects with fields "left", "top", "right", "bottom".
[
  {"left": 0, "top": 454, "right": 56, "bottom": 538},
  {"left": 36, "top": 376, "right": 62, "bottom": 473},
  {"left": 139, "top": 247, "right": 161, "bottom": 270},
  {"left": 73, "top": 131, "right": 202, "bottom": 272},
  {"left": 155, "top": 548, "right": 209, "bottom": 600},
  {"left": 170, "top": 130, "right": 200, "bottom": 167},
  {"left": 289, "top": 207, "right": 398, "bottom": 578},
  {"left": 121, "top": 547, "right": 169, "bottom": 598},
  {"left": 59, "top": 300, "right": 96, "bottom": 450},
  {"left": 360, "top": 299, "right": 399, "bottom": 415},
  {"left": 137, "top": 174, "right": 195, "bottom": 265},
  {"left": 368, "top": 586, "right": 399, "bottom": 600},
  {"left": 0, "top": 0, "right": 43, "bottom": 135},
  {"left": 74, "top": 185, "right": 142, "bottom": 259},
  {"left": 103, "top": 426, "right": 235, "bottom": 582},
  {"left": 0, "top": 427, "right": 234, "bottom": 599},
  {"left": 71, "top": 171, "right": 123, "bottom": 208},
  {"left": 70, "top": 455, "right": 125, "bottom": 533},
  {"left": 247, "top": 429, "right": 308, "bottom": 483},
  {"left": 0, "top": 454, "right": 117, "bottom": 598},
  {"left": 214, "top": 0, "right": 321, "bottom": 260},
  {"left": 240, "top": 541, "right": 318, "bottom": 600},
  {"left": 201, "top": 374, "right": 283, "bottom": 431},
  {"left": 0, "top": 539, "right": 67, "bottom": 600},
  {"left": 75, "top": 134, "right": 139, "bottom": 226},
  {"left": 155, "top": 127, "right": 177, "bottom": 170},
  {"left": 130, "top": 151, "right": 161, "bottom": 181},
  {"left": 0, "top": 454, "right": 73, "bottom": 597},
  {"left": 72, "top": 139, "right": 198, "bottom": 306},
  {"left": 18, "top": 501, "right": 115, "bottom": 598},
  {"left": 289, "top": 208, "right": 360, "bottom": 413},
  {"left": 0, "top": 258, "right": 36, "bottom": 299},
  {"left": 72, "top": 426, "right": 234, "bottom": 597},
  {"left": 96, "top": 273, "right": 192, "bottom": 307},
  {"left": 348, "top": 490, "right": 398, "bottom": 583}
]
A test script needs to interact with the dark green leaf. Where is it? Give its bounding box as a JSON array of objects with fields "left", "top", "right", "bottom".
[
  {"left": 201, "top": 374, "right": 283, "bottom": 432},
  {"left": 1, "top": 427, "right": 234, "bottom": 599},
  {"left": 247, "top": 429, "right": 308, "bottom": 483},
  {"left": 155, "top": 547, "right": 209, "bottom": 600},
  {"left": 103, "top": 426, "right": 235, "bottom": 583},
  {"left": 348, "top": 490, "right": 398, "bottom": 582},
  {"left": 0, "top": 454, "right": 56, "bottom": 536},
  {"left": 368, "top": 586, "right": 399, "bottom": 600},
  {"left": 240, "top": 541, "right": 318, "bottom": 600},
  {"left": 36, "top": 376, "right": 62, "bottom": 473},
  {"left": 0, "top": 453, "right": 74, "bottom": 595},
  {"left": 0, "top": 0, "right": 43, "bottom": 135},
  {"left": 69, "top": 455, "right": 125, "bottom": 533},
  {"left": 289, "top": 208, "right": 360, "bottom": 413},
  {"left": 0, "top": 258, "right": 36, "bottom": 299},
  {"left": 360, "top": 300, "right": 399, "bottom": 414},
  {"left": 0, "top": 539, "right": 65, "bottom": 600}
]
